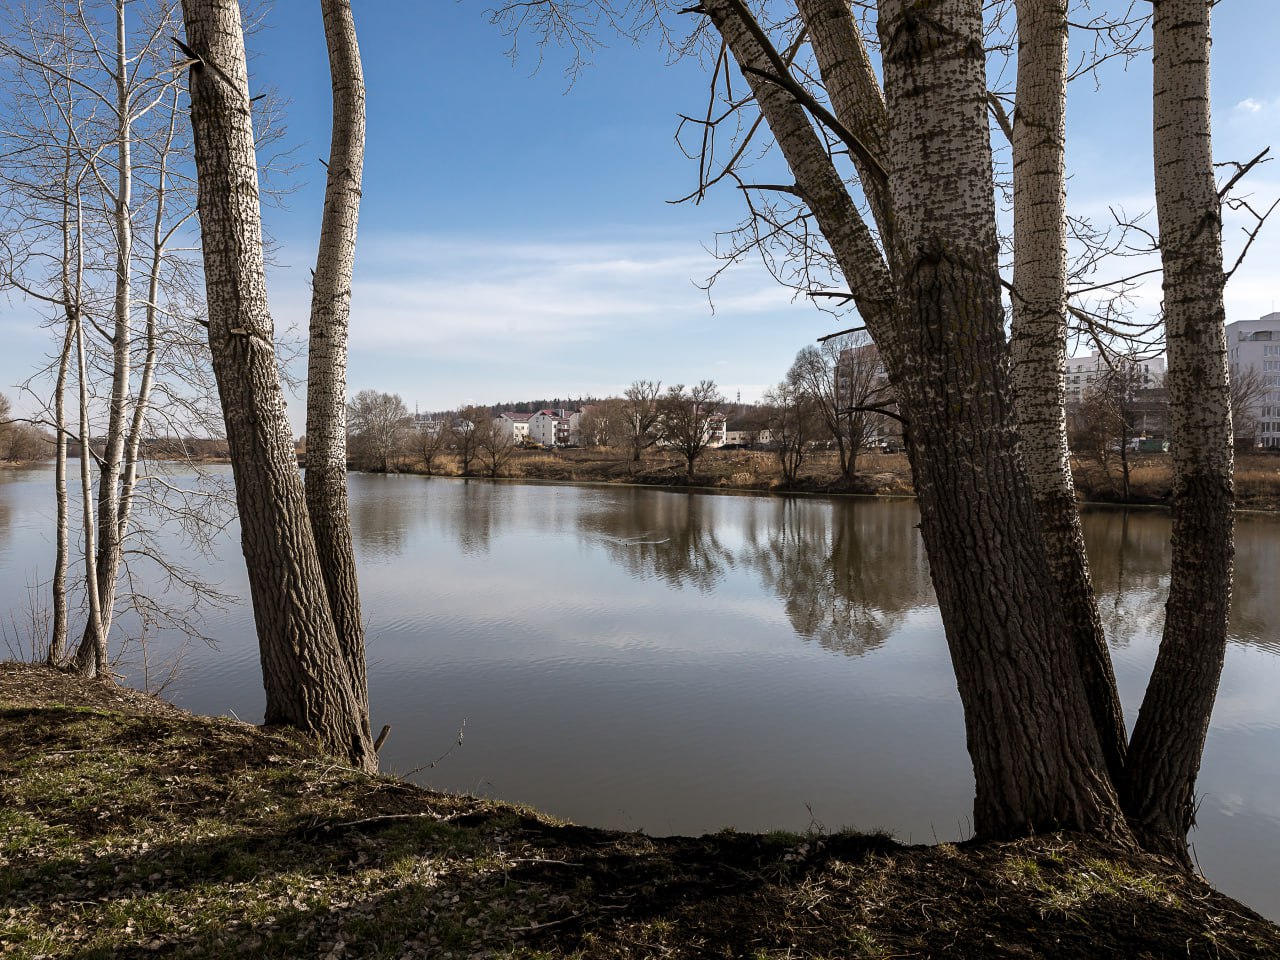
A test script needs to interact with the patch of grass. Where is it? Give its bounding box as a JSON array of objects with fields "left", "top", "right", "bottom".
[{"left": 3, "top": 662, "right": 1279, "bottom": 959}]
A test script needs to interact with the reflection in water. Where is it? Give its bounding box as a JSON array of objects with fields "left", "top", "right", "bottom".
[
  {"left": 577, "top": 489, "right": 736, "bottom": 593},
  {"left": 1229, "top": 515, "right": 1280, "bottom": 653},
  {"left": 741, "top": 499, "right": 932, "bottom": 657},
  {"left": 3, "top": 470, "right": 1279, "bottom": 920},
  {"left": 1083, "top": 510, "right": 1173, "bottom": 650},
  {"left": 350, "top": 476, "right": 419, "bottom": 558}
]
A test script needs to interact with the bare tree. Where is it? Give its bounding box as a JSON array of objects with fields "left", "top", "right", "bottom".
[
  {"left": 475, "top": 417, "right": 518, "bottom": 478},
  {"left": 496, "top": 0, "right": 1247, "bottom": 862},
  {"left": 179, "top": 0, "right": 375, "bottom": 772},
  {"left": 1072, "top": 362, "right": 1148, "bottom": 499},
  {"left": 452, "top": 407, "right": 488, "bottom": 476},
  {"left": 578, "top": 398, "right": 621, "bottom": 448},
  {"left": 693, "top": 0, "right": 1124, "bottom": 840},
  {"left": 418, "top": 419, "right": 451, "bottom": 475},
  {"left": 761, "top": 381, "right": 814, "bottom": 484},
  {"left": 790, "top": 333, "right": 893, "bottom": 479},
  {"left": 658, "top": 380, "right": 723, "bottom": 480},
  {"left": 347, "top": 390, "right": 410, "bottom": 473},
  {"left": 0, "top": 0, "right": 232, "bottom": 679},
  {"left": 619, "top": 380, "right": 662, "bottom": 462},
  {"left": 1007, "top": 0, "right": 1126, "bottom": 787},
  {"left": 1229, "top": 365, "right": 1264, "bottom": 449}
]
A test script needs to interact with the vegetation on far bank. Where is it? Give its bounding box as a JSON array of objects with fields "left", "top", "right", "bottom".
[
  {"left": 367, "top": 445, "right": 1280, "bottom": 513},
  {"left": 3, "top": 662, "right": 1278, "bottom": 960}
]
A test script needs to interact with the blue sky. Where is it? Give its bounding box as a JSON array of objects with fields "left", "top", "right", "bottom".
[{"left": 3, "top": 0, "right": 1278, "bottom": 426}]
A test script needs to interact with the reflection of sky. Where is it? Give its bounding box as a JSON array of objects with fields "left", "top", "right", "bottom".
[{"left": 0, "top": 470, "right": 1277, "bottom": 919}]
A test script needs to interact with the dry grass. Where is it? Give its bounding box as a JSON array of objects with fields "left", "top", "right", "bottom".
[{"left": 4, "top": 663, "right": 1280, "bottom": 959}]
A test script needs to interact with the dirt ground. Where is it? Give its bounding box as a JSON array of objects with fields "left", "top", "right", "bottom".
[{"left": 3, "top": 662, "right": 1279, "bottom": 959}]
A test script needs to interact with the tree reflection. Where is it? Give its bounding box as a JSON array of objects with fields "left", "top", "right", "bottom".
[
  {"left": 1082, "top": 509, "right": 1172, "bottom": 650},
  {"left": 1228, "top": 515, "right": 1280, "bottom": 653},
  {"left": 349, "top": 477, "right": 416, "bottom": 558},
  {"left": 577, "top": 489, "right": 735, "bottom": 593},
  {"left": 741, "top": 498, "right": 932, "bottom": 657}
]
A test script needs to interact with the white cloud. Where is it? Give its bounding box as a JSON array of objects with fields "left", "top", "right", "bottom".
[
  {"left": 1234, "top": 97, "right": 1265, "bottom": 114},
  {"left": 303, "top": 233, "right": 789, "bottom": 352}
]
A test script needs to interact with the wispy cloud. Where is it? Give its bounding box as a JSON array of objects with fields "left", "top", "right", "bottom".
[
  {"left": 289, "top": 233, "right": 787, "bottom": 351},
  {"left": 266, "top": 231, "right": 809, "bottom": 411},
  {"left": 1234, "top": 97, "right": 1265, "bottom": 114}
]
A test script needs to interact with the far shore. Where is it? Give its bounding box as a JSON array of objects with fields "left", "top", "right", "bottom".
[
  {"left": 13, "top": 446, "right": 1280, "bottom": 512},
  {"left": 365, "top": 446, "right": 1280, "bottom": 513}
]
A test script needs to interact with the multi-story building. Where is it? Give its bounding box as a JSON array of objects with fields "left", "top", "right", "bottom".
[
  {"left": 493, "top": 411, "right": 534, "bottom": 444},
  {"left": 1064, "top": 353, "right": 1166, "bottom": 406},
  {"left": 1227, "top": 312, "right": 1280, "bottom": 448},
  {"left": 528, "top": 409, "right": 582, "bottom": 447}
]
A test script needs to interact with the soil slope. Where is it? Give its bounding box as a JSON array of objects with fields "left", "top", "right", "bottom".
[{"left": 2, "top": 662, "right": 1278, "bottom": 959}]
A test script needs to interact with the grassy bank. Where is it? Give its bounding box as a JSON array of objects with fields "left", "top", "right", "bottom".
[
  {"left": 391, "top": 447, "right": 1280, "bottom": 511},
  {"left": 3, "top": 663, "right": 1278, "bottom": 959}
]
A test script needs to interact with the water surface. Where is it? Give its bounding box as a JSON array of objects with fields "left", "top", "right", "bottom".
[{"left": 1, "top": 466, "right": 1276, "bottom": 918}]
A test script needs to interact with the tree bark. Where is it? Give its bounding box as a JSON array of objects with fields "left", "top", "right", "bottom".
[
  {"left": 876, "top": 0, "right": 1122, "bottom": 839},
  {"left": 1123, "top": 0, "right": 1233, "bottom": 864},
  {"left": 304, "top": 0, "right": 369, "bottom": 720},
  {"left": 704, "top": 0, "right": 1128, "bottom": 839},
  {"left": 72, "top": 311, "right": 108, "bottom": 677},
  {"left": 73, "top": 0, "right": 133, "bottom": 673},
  {"left": 1008, "top": 0, "right": 1127, "bottom": 786},
  {"left": 179, "top": 0, "right": 376, "bottom": 773}
]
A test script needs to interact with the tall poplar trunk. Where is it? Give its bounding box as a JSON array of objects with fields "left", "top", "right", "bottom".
[
  {"left": 875, "top": 0, "right": 1120, "bottom": 837},
  {"left": 179, "top": 0, "right": 376, "bottom": 773},
  {"left": 1008, "top": 0, "right": 1127, "bottom": 786},
  {"left": 1123, "top": 0, "right": 1233, "bottom": 864},
  {"left": 705, "top": 0, "right": 1127, "bottom": 839},
  {"left": 305, "top": 0, "right": 369, "bottom": 719}
]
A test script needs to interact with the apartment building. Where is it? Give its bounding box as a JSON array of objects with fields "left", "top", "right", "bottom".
[
  {"left": 1064, "top": 353, "right": 1166, "bottom": 406},
  {"left": 1228, "top": 312, "right": 1280, "bottom": 448}
]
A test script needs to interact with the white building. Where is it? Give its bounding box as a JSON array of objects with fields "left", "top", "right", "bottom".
[
  {"left": 1228, "top": 312, "right": 1280, "bottom": 448},
  {"left": 1064, "top": 352, "right": 1166, "bottom": 405},
  {"left": 493, "top": 411, "right": 534, "bottom": 444},
  {"left": 528, "top": 409, "right": 582, "bottom": 447}
]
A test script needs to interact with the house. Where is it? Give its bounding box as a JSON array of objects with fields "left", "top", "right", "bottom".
[
  {"left": 493, "top": 411, "right": 535, "bottom": 444},
  {"left": 722, "top": 414, "right": 772, "bottom": 448}
]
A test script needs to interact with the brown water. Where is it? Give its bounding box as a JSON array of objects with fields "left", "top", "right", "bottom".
[{"left": 1, "top": 466, "right": 1277, "bottom": 918}]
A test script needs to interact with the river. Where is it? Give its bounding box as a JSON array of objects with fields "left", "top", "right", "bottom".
[{"left": 1, "top": 465, "right": 1277, "bottom": 919}]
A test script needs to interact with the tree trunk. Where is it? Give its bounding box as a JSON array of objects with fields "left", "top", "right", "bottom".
[
  {"left": 304, "top": 0, "right": 369, "bottom": 719},
  {"left": 1123, "top": 0, "right": 1233, "bottom": 864},
  {"left": 73, "top": 0, "right": 133, "bottom": 670},
  {"left": 705, "top": 0, "right": 1129, "bottom": 838},
  {"left": 179, "top": 0, "right": 376, "bottom": 773},
  {"left": 48, "top": 318, "right": 73, "bottom": 667},
  {"left": 877, "top": 0, "right": 1122, "bottom": 838},
  {"left": 1009, "top": 0, "right": 1127, "bottom": 786},
  {"left": 72, "top": 312, "right": 108, "bottom": 677}
]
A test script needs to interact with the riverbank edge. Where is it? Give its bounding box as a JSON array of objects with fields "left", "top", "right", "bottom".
[
  {"left": 3, "top": 662, "right": 1278, "bottom": 959},
  {"left": 363, "top": 448, "right": 1280, "bottom": 514}
]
